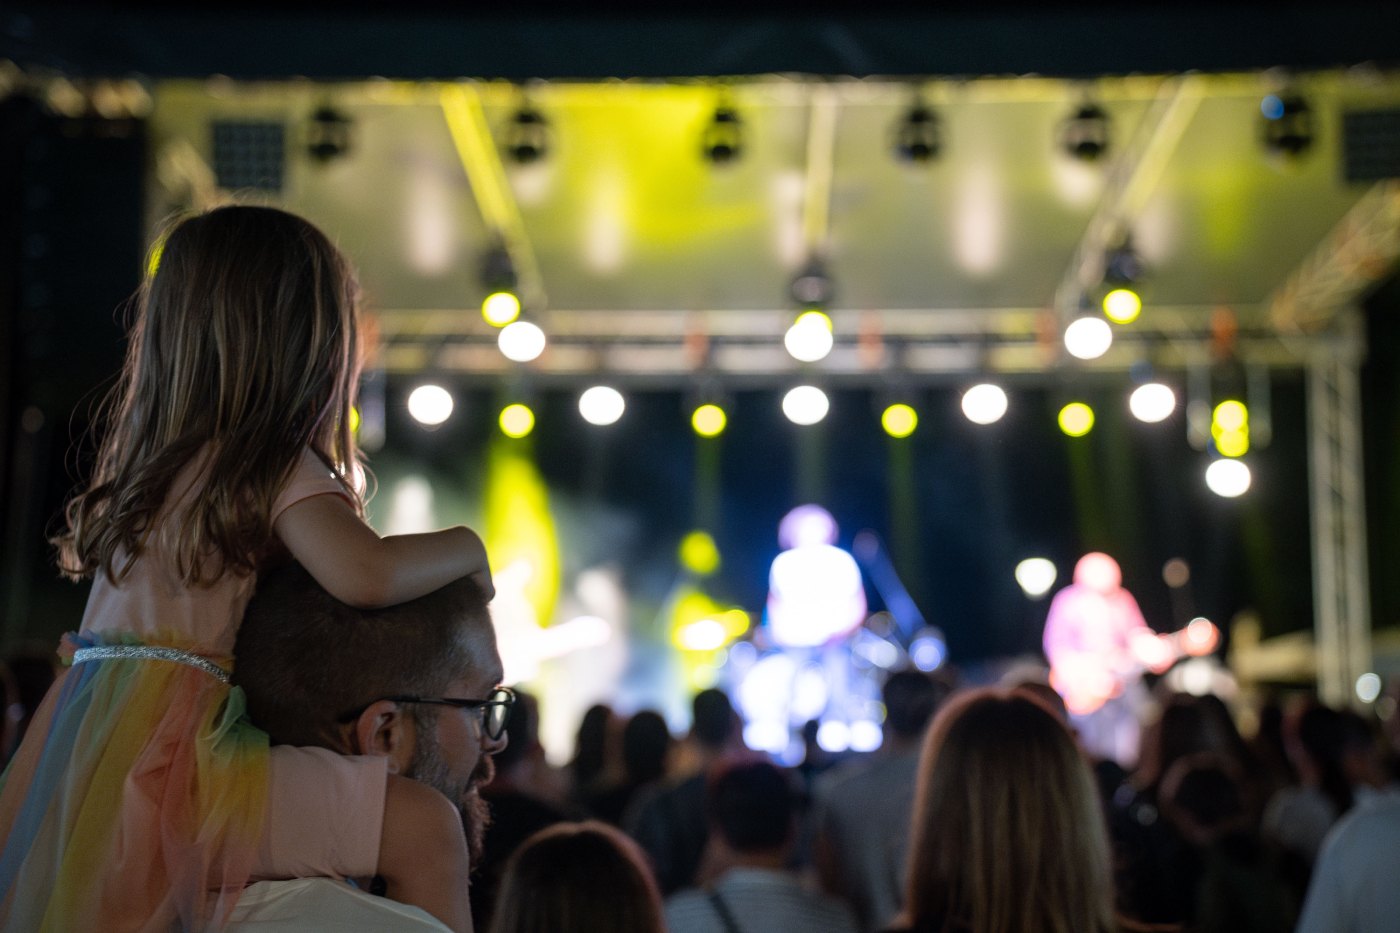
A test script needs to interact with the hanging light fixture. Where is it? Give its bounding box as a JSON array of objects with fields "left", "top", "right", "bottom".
[
  {"left": 701, "top": 93, "right": 744, "bottom": 165},
  {"left": 892, "top": 99, "right": 942, "bottom": 163},
  {"left": 479, "top": 240, "right": 521, "bottom": 327},
  {"left": 306, "top": 103, "right": 353, "bottom": 163},
  {"left": 1058, "top": 101, "right": 1111, "bottom": 162},
  {"left": 1100, "top": 233, "right": 1145, "bottom": 324},
  {"left": 1261, "top": 91, "right": 1313, "bottom": 157},
  {"left": 504, "top": 101, "right": 551, "bottom": 164},
  {"left": 788, "top": 256, "right": 835, "bottom": 308}
]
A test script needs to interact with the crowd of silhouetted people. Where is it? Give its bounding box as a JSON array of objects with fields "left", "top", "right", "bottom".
[
  {"left": 455, "top": 665, "right": 1400, "bottom": 932},
  {"left": 3, "top": 642, "right": 1396, "bottom": 932}
]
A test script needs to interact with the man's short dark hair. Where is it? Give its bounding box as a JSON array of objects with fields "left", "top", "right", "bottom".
[
  {"left": 883, "top": 670, "right": 942, "bottom": 740},
  {"left": 622, "top": 710, "right": 671, "bottom": 784},
  {"left": 691, "top": 688, "right": 735, "bottom": 748},
  {"left": 234, "top": 561, "right": 491, "bottom": 747},
  {"left": 707, "top": 760, "right": 796, "bottom": 853}
]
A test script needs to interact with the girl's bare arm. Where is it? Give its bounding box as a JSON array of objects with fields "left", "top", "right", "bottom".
[{"left": 273, "top": 493, "right": 493, "bottom": 609}]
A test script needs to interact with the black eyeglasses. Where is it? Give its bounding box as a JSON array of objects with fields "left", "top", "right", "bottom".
[{"left": 338, "top": 686, "right": 515, "bottom": 741}]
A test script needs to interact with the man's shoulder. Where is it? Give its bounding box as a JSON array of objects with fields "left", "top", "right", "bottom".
[
  {"left": 815, "top": 749, "right": 917, "bottom": 802},
  {"left": 229, "top": 878, "right": 451, "bottom": 932}
]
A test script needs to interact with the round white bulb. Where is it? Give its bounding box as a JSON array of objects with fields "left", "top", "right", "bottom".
[
  {"left": 1130, "top": 382, "right": 1177, "bottom": 423},
  {"left": 782, "top": 385, "right": 830, "bottom": 425},
  {"left": 579, "top": 386, "right": 626, "bottom": 425},
  {"left": 1064, "top": 316, "right": 1113, "bottom": 360},
  {"left": 1205, "top": 458, "right": 1252, "bottom": 497},
  {"left": 1356, "top": 672, "right": 1383, "bottom": 704},
  {"left": 784, "top": 317, "right": 834, "bottom": 363},
  {"left": 498, "top": 320, "right": 546, "bottom": 362},
  {"left": 961, "top": 383, "right": 1009, "bottom": 425},
  {"left": 1014, "top": 557, "right": 1058, "bottom": 598},
  {"left": 406, "top": 384, "right": 454, "bottom": 426}
]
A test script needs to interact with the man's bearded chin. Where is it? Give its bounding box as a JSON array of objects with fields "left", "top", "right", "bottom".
[
  {"left": 461, "top": 789, "right": 490, "bottom": 866},
  {"left": 408, "top": 736, "right": 495, "bottom": 866}
]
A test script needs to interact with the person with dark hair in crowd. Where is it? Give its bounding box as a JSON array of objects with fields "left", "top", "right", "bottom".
[
  {"left": 811, "top": 669, "right": 944, "bottom": 932},
  {"left": 472, "top": 688, "right": 578, "bottom": 932},
  {"left": 1157, "top": 752, "right": 1298, "bottom": 932},
  {"left": 489, "top": 820, "right": 665, "bottom": 933},
  {"left": 569, "top": 702, "right": 618, "bottom": 805},
  {"left": 1263, "top": 702, "right": 1397, "bottom": 873},
  {"left": 585, "top": 709, "right": 673, "bottom": 825},
  {"left": 228, "top": 562, "right": 509, "bottom": 931},
  {"left": 1107, "top": 691, "right": 1260, "bottom": 925},
  {"left": 885, "top": 688, "right": 1127, "bottom": 933},
  {"left": 666, "top": 760, "right": 857, "bottom": 933},
  {"left": 628, "top": 688, "right": 746, "bottom": 893}
]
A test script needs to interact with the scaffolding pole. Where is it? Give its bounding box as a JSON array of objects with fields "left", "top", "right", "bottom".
[{"left": 1306, "top": 311, "right": 1372, "bottom": 708}]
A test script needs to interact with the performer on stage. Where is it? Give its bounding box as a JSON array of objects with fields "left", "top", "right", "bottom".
[{"left": 1043, "top": 552, "right": 1216, "bottom": 766}]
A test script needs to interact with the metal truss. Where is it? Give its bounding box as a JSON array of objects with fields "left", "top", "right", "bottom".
[{"left": 1307, "top": 313, "right": 1373, "bottom": 708}]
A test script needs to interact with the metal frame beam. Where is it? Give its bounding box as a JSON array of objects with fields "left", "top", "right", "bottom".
[{"left": 1307, "top": 312, "right": 1372, "bottom": 707}]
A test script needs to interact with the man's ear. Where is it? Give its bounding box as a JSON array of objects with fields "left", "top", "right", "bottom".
[{"left": 348, "top": 700, "right": 415, "bottom": 774}]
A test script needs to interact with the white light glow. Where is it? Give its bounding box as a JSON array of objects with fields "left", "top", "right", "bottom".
[
  {"left": 744, "top": 721, "right": 790, "bottom": 755},
  {"left": 1049, "top": 154, "right": 1102, "bottom": 207},
  {"left": 910, "top": 633, "right": 946, "bottom": 672},
  {"left": 778, "top": 504, "right": 838, "bottom": 549},
  {"left": 1015, "top": 558, "right": 1058, "bottom": 598},
  {"left": 771, "top": 170, "right": 808, "bottom": 267},
  {"left": 1130, "top": 382, "right": 1177, "bottom": 423},
  {"left": 1185, "top": 617, "right": 1220, "bottom": 655},
  {"left": 582, "top": 171, "right": 628, "bottom": 274},
  {"left": 1179, "top": 658, "right": 1216, "bottom": 696},
  {"left": 849, "top": 719, "right": 883, "bottom": 752},
  {"left": 952, "top": 165, "right": 1004, "bottom": 276},
  {"left": 405, "top": 170, "right": 456, "bottom": 275},
  {"left": 1356, "top": 672, "right": 1383, "bottom": 704},
  {"left": 792, "top": 665, "right": 832, "bottom": 721},
  {"left": 1064, "top": 316, "right": 1113, "bottom": 360},
  {"left": 384, "top": 475, "right": 436, "bottom": 535},
  {"left": 677, "top": 618, "right": 728, "bottom": 652},
  {"left": 407, "top": 384, "right": 454, "bottom": 426},
  {"left": 865, "top": 639, "right": 900, "bottom": 669},
  {"left": 1205, "top": 458, "right": 1251, "bottom": 497},
  {"left": 816, "top": 720, "right": 851, "bottom": 752},
  {"left": 737, "top": 653, "right": 796, "bottom": 734},
  {"left": 579, "top": 386, "right": 626, "bottom": 425},
  {"left": 782, "top": 385, "right": 829, "bottom": 425},
  {"left": 961, "top": 383, "right": 1009, "bottom": 425},
  {"left": 784, "top": 316, "right": 834, "bottom": 362},
  {"left": 499, "top": 320, "right": 546, "bottom": 362}
]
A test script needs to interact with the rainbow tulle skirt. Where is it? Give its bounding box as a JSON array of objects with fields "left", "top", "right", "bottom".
[{"left": 0, "top": 633, "right": 269, "bottom": 932}]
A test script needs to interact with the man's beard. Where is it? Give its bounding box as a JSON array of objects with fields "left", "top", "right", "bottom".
[{"left": 407, "top": 722, "right": 494, "bottom": 866}]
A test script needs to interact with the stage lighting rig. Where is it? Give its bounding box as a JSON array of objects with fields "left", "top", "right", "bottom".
[
  {"left": 1059, "top": 102, "right": 1111, "bottom": 162},
  {"left": 479, "top": 241, "right": 521, "bottom": 326},
  {"left": 306, "top": 104, "right": 353, "bottom": 163},
  {"left": 892, "top": 100, "right": 942, "bottom": 163},
  {"left": 1261, "top": 92, "right": 1313, "bottom": 157},
  {"left": 701, "top": 97, "right": 744, "bottom": 164},
  {"left": 504, "top": 102, "right": 550, "bottom": 164},
  {"left": 788, "top": 256, "right": 834, "bottom": 308},
  {"left": 1100, "top": 235, "right": 1145, "bottom": 323}
]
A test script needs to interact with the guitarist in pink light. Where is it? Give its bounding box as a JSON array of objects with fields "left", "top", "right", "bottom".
[{"left": 1043, "top": 552, "right": 1218, "bottom": 765}]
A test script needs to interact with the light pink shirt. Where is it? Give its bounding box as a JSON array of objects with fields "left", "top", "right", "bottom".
[{"left": 80, "top": 447, "right": 347, "bottom": 657}]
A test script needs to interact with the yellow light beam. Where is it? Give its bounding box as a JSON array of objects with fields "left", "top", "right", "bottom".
[
  {"left": 439, "top": 83, "right": 545, "bottom": 309},
  {"left": 802, "top": 84, "right": 840, "bottom": 254}
]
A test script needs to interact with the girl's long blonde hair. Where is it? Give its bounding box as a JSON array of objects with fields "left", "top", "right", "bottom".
[
  {"left": 901, "top": 688, "right": 1119, "bottom": 933},
  {"left": 55, "top": 205, "right": 363, "bottom": 585}
]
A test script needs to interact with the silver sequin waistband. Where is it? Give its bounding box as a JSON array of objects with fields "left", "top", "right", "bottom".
[{"left": 71, "top": 646, "right": 231, "bottom": 684}]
